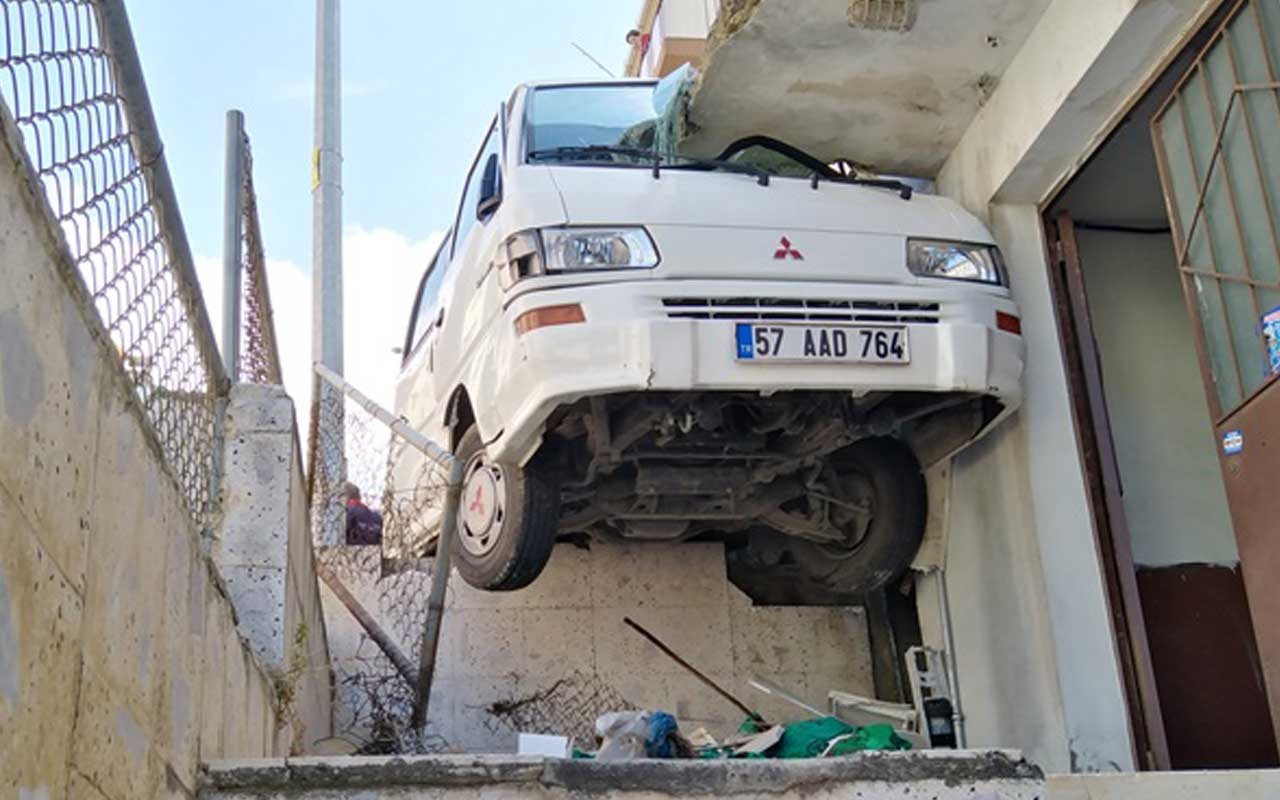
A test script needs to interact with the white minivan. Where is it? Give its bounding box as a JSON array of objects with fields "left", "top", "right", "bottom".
[{"left": 395, "top": 76, "right": 1024, "bottom": 594}]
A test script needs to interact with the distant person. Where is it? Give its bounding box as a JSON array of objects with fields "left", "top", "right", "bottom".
[
  {"left": 626, "top": 28, "right": 651, "bottom": 59},
  {"left": 342, "top": 482, "right": 383, "bottom": 546}
]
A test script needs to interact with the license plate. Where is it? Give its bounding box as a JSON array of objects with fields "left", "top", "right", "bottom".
[{"left": 735, "top": 323, "right": 910, "bottom": 363}]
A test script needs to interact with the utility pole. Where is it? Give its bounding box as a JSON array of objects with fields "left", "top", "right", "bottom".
[{"left": 311, "top": 0, "right": 345, "bottom": 545}]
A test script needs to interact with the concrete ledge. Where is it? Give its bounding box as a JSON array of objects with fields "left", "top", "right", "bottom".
[{"left": 202, "top": 750, "right": 1043, "bottom": 793}]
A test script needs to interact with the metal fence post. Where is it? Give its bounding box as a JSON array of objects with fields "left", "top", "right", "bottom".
[
  {"left": 221, "top": 109, "right": 246, "bottom": 382},
  {"left": 411, "top": 470, "right": 461, "bottom": 730}
]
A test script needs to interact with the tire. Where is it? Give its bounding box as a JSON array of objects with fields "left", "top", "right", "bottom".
[
  {"left": 450, "top": 424, "right": 559, "bottom": 591},
  {"left": 788, "top": 437, "right": 926, "bottom": 594}
]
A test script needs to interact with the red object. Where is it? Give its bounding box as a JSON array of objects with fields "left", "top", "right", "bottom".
[
  {"left": 773, "top": 236, "right": 804, "bottom": 261},
  {"left": 996, "top": 311, "right": 1022, "bottom": 335}
]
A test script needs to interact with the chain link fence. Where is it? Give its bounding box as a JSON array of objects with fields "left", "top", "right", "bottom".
[
  {"left": 235, "top": 135, "right": 283, "bottom": 386},
  {"left": 315, "top": 394, "right": 635, "bottom": 753},
  {"left": 309, "top": 378, "right": 350, "bottom": 546},
  {"left": 0, "top": 0, "right": 227, "bottom": 530},
  {"left": 315, "top": 388, "right": 445, "bottom": 752}
]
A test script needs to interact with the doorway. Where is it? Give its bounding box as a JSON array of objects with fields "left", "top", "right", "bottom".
[{"left": 1045, "top": 0, "right": 1280, "bottom": 769}]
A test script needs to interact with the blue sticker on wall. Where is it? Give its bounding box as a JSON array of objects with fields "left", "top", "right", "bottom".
[
  {"left": 1223, "top": 429, "right": 1244, "bottom": 456},
  {"left": 1263, "top": 306, "right": 1280, "bottom": 377}
]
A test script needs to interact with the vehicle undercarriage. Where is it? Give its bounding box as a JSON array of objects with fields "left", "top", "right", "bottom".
[{"left": 539, "top": 389, "right": 998, "bottom": 546}]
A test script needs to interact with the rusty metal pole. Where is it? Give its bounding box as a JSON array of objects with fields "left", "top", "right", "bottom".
[
  {"left": 317, "top": 562, "right": 416, "bottom": 686},
  {"left": 410, "top": 462, "right": 463, "bottom": 730}
]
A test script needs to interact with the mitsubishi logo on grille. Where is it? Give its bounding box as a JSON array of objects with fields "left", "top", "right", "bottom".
[{"left": 774, "top": 236, "right": 804, "bottom": 261}]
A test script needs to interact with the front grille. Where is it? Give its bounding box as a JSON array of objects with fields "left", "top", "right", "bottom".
[{"left": 662, "top": 297, "right": 941, "bottom": 324}]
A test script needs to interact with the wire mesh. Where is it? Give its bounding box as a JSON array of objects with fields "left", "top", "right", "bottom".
[
  {"left": 485, "top": 672, "right": 637, "bottom": 747},
  {"left": 315, "top": 395, "right": 648, "bottom": 753},
  {"left": 309, "top": 380, "right": 350, "bottom": 547},
  {"left": 236, "top": 136, "right": 283, "bottom": 385},
  {"left": 312, "top": 394, "right": 451, "bottom": 753},
  {"left": 0, "top": 0, "right": 225, "bottom": 530},
  {"left": 313, "top": 387, "right": 447, "bottom": 559}
]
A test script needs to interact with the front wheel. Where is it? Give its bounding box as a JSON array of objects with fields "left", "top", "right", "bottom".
[
  {"left": 451, "top": 425, "right": 559, "bottom": 591},
  {"left": 788, "top": 437, "right": 926, "bottom": 594}
]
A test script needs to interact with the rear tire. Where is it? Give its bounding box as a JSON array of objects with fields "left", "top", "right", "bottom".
[
  {"left": 789, "top": 437, "right": 926, "bottom": 594},
  {"left": 451, "top": 425, "right": 559, "bottom": 591}
]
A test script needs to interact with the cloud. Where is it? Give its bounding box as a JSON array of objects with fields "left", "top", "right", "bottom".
[{"left": 195, "top": 225, "right": 443, "bottom": 429}]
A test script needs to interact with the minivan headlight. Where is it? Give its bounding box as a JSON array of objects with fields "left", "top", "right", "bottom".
[
  {"left": 541, "top": 227, "right": 659, "bottom": 272},
  {"left": 907, "top": 239, "right": 1006, "bottom": 286}
]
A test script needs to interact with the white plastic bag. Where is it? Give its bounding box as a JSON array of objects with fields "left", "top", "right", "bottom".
[{"left": 595, "top": 710, "right": 650, "bottom": 760}]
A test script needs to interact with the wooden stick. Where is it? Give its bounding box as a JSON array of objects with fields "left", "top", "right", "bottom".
[{"left": 622, "top": 616, "right": 763, "bottom": 722}]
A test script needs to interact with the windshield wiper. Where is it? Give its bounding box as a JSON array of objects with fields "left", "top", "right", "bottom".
[
  {"left": 809, "top": 170, "right": 913, "bottom": 200},
  {"left": 529, "top": 145, "right": 773, "bottom": 186}
]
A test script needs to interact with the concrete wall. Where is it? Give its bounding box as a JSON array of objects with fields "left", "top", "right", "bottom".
[
  {"left": 0, "top": 109, "right": 304, "bottom": 798},
  {"left": 1048, "top": 769, "right": 1280, "bottom": 799},
  {"left": 658, "top": 0, "right": 717, "bottom": 39},
  {"left": 930, "top": 0, "right": 1222, "bottom": 773},
  {"left": 1073, "top": 230, "right": 1236, "bottom": 567},
  {"left": 216, "top": 384, "right": 334, "bottom": 751},
  {"left": 322, "top": 542, "right": 874, "bottom": 752}
]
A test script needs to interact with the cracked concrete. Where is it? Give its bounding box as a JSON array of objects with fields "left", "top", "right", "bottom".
[
  {"left": 201, "top": 751, "right": 1047, "bottom": 799},
  {"left": 686, "top": 0, "right": 1052, "bottom": 175}
]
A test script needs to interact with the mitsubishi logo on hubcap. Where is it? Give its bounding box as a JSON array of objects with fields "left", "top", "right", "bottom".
[{"left": 774, "top": 236, "right": 804, "bottom": 260}]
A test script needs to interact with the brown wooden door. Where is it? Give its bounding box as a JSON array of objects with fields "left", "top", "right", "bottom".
[{"left": 1150, "top": 0, "right": 1280, "bottom": 738}]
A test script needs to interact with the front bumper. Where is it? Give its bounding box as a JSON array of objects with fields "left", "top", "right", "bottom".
[{"left": 482, "top": 280, "right": 1025, "bottom": 463}]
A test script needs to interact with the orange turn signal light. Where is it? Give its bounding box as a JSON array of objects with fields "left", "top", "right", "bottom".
[
  {"left": 514, "top": 303, "right": 586, "bottom": 335},
  {"left": 996, "top": 311, "right": 1022, "bottom": 336}
]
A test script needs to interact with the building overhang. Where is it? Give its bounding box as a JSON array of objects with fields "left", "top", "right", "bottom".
[{"left": 682, "top": 0, "right": 1054, "bottom": 175}]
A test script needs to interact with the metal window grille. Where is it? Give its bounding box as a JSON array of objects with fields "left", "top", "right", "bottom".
[
  {"left": 0, "top": 0, "right": 227, "bottom": 530},
  {"left": 1152, "top": 0, "right": 1280, "bottom": 418},
  {"left": 847, "top": 0, "right": 917, "bottom": 32}
]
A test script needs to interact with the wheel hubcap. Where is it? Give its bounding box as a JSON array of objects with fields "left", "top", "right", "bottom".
[{"left": 459, "top": 453, "right": 506, "bottom": 557}]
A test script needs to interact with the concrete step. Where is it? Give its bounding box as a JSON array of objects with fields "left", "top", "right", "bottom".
[{"left": 200, "top": 751, "right": 1045, "bottom": 799}]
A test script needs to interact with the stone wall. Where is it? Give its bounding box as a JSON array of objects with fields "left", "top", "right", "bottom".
[
  {"left": 0, "top": 108, "right": 322, "bottom": 798},
  {"left": 321, "top": 541, "right": 873, "bottom": 752}
]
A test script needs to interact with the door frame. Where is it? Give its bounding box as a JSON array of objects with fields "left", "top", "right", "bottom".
[{"left": 1041, "top": 213, "right": 1171, "bottom": 771}]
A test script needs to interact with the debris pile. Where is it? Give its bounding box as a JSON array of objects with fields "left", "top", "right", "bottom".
[
  {"left": 524, "top": 709, "right": 912, "bottom": 761},
  {"left": 514, "top": 615, "right": 922, "bottom": 762}
]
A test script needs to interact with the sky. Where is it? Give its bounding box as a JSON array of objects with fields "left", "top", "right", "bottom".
[{"left": 127, "top": 0, "right": 638, "bottom": 408}]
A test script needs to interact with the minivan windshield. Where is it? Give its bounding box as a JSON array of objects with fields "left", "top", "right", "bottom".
[{"left": 524, "top": 83, "right": 824, "bottom": 179}]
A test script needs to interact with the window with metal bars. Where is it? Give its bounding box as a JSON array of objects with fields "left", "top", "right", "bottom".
[{"left": 1151, "top": 0, "right": 1280, "bottom": 417}]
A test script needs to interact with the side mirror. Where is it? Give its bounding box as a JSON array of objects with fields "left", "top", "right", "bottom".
[{"left": 476, "top": 153, "right": 501, "bottom": 219}]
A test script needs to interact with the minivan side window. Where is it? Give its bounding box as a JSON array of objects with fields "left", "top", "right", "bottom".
[
  {"left": 404, "top": 232, "right": 453, "bottom": 360},
  {"left": 452, "top": 120, "right": 499, "bottom": 257}
]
